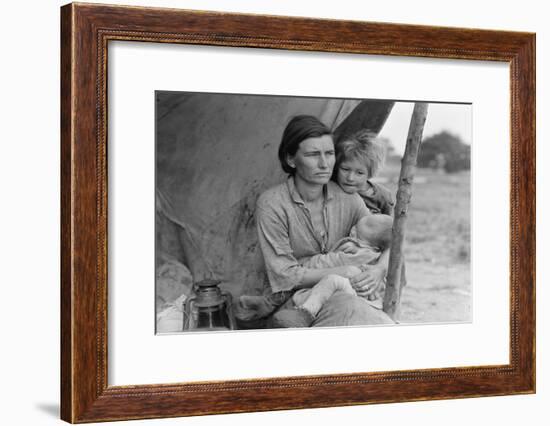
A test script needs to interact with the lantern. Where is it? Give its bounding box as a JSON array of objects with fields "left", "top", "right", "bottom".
[{"left": 183, "top": 279, "right": 236, "bottom": 331}]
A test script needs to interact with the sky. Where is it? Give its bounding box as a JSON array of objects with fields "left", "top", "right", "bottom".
[{"left": 378, "top": 102, "right": 472, "bottom": 155}]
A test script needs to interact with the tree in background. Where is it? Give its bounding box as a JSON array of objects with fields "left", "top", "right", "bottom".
[
  {"left": 378, "top": 136, "right": 402, "bottom": 168},
  {"left": 379, "top": 136, "right": 396, "bottom": 157},
  {"left": 417, "top": 131, "right": 470, "bottom": 173}
]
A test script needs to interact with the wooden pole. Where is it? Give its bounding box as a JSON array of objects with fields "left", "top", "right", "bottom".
[{"left": 383, "top": 103, "right": 429, "bottom": 320}]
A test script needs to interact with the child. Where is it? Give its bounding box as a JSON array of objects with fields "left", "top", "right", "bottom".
[
  {"left": 299, "top": 214, "right": 393, "bottom": 270},
  {"left": 335, "top": 129, "right": 394, "bottom": 215}
]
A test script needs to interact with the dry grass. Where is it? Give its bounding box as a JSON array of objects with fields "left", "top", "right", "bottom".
[{"left": 377, "top": 160, "right": 471, "bottom": 324}]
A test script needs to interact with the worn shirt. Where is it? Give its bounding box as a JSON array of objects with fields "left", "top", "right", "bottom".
[
  {"left": 256, "top": 177, "right": 370, "bottom": 293},
  {"left": 359, "top": 180, "right": 395, "bottom": 215}
]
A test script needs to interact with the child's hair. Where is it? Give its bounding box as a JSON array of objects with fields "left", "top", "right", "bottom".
[{"left": 335, "top": 129, "right": 386, "bottom": 179}]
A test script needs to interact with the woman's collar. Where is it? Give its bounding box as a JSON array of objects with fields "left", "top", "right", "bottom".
[{"left": 286, "top": 176, "right": 335, "bottom": 205}]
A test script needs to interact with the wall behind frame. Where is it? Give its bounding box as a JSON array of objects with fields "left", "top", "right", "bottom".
[{"left": 0, "top": 0, "right": 546, "bottom": 425}]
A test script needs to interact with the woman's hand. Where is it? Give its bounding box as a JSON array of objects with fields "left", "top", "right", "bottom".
[{"left": 349, "top": 264, "right": 386, "bottom": 299}]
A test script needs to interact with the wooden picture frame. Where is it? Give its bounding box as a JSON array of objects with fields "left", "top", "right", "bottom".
[{"left": 60, "top": 2, "right": 535, "bottom": 423}]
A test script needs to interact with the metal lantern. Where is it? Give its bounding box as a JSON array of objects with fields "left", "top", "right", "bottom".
[{"left": 183, "top": 279, "right": 236, "bottom": 331}]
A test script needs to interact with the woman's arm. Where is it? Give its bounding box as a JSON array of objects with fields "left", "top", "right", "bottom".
[{"left": 256, "top": 205, "right": 360, "bottom": 292}]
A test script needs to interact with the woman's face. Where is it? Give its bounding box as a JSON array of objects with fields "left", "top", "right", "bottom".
[
  {"left": 337, "top": 157, "right": 369, "bottom": 194},
  {"left": 287, "top": 135, "right": 335, "bottom": 186}
]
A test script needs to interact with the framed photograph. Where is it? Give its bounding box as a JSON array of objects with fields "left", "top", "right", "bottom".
[{"left": 60, "top": 2, "right": 535, "bottom": 423}]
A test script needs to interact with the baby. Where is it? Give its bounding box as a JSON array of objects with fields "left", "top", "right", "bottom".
[
  {"left": 271, "top": 213, "right": 393, "bottom": 328},
  {"left": 236, "top": 213, "right": 393, "bottom": 327},
  {"left": 299, "top": 213, "right": 393, "bottom": 270}
]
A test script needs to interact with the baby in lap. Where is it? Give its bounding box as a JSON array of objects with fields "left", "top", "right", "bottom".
[
  {"left": 238, "top": 214, "right": 393, "bottom": 327},
  {"left": 273, "top": 213, "right": 393, "bottom": 328}
]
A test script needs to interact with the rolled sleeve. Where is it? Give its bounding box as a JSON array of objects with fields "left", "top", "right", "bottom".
[{"left": 256, "top": 206, "right": 306, "bottom": 293}]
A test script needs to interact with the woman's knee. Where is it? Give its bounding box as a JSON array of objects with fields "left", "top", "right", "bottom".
[{"left": 270, "top": 307, "right": 314, "bottom": 328}]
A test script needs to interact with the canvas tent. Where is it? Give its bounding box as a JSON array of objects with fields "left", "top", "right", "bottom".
[{"left": 155, "top": 92, "right": 394, "bottom": 312}]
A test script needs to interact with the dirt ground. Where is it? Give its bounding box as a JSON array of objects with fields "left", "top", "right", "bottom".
[{"left": 377, "top": 161, "right": 471, "bottom": 324}]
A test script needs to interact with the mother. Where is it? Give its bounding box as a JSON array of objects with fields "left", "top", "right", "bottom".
[{"left": 256, "top": 115, "right": 394, "bottom": 327}]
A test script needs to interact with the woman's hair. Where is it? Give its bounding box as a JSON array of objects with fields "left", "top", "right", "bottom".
[
  {"left": 278, "top": 115, "right": 332, "bottom": 175},
  {"left": 335, "top": 129, "right": 387, "bottom": 179}
]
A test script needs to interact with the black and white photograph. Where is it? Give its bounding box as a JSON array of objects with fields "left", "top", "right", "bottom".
[
  {"left": 3, "top": 0, "right": 544, "bottom": 424},
  {"left": 155, "top": 92, "right": 472, "bottom": 333}
]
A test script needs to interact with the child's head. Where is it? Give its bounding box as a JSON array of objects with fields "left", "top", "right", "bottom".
[
  {"left": 335, "top": 130, "right": 386, "bottom": 194},
  {"left": 355, "top": 214, "right": 393, "bottom": 251}
]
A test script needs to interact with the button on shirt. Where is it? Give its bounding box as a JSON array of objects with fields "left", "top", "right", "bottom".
[{"left": 256, "top": 178, "right": 370, "bottom": 293}]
